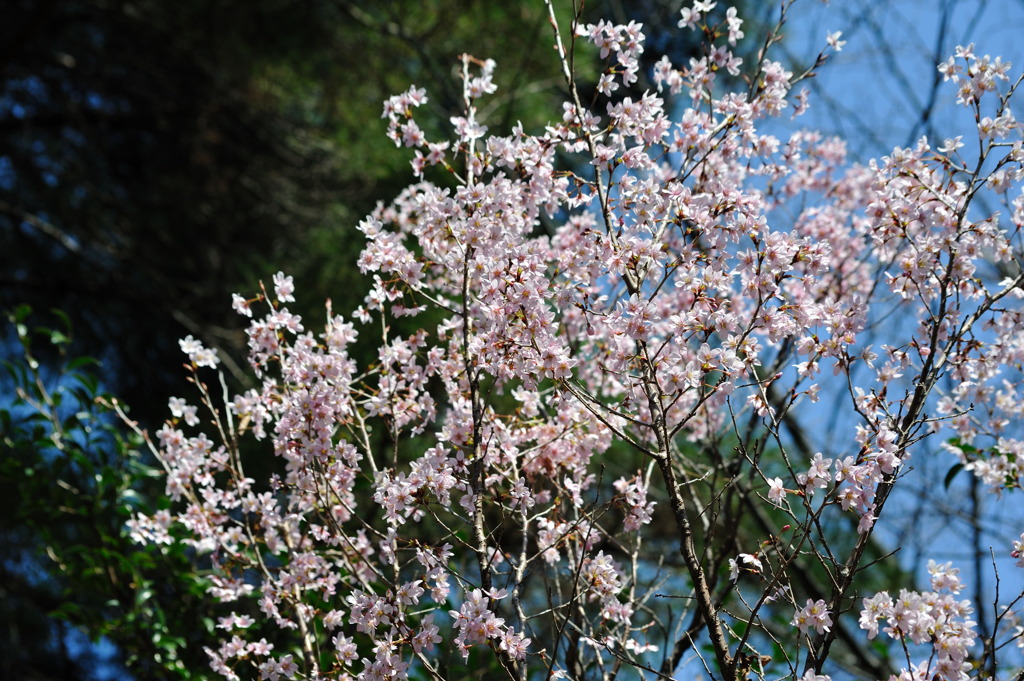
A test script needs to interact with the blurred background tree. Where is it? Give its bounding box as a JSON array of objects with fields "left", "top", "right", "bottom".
[
  {"left": 1, "top": 0, "right": 553, "bottom": 423},
  {"left": 2, "top": 307, "right": 216, "bottom": 680}
]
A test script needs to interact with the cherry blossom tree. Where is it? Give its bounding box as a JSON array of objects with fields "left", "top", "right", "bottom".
[{"left": 124, "top": 1, "right": 1024, "bottom": 680}]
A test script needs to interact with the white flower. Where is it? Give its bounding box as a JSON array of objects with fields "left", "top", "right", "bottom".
[
  {"left": 767, "top": 477, "right": 786, "bottom": 506},
  {"left": 826, "top": 31, "right": 845, "bottom": 51}
]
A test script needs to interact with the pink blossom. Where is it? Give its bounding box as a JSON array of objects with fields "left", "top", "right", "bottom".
[
  {"left": 793, "top": 599, "right": 832, "bottom": 635},
  {"left": 767, "top": 477, "right": 786, "bottom": 506},
  {"left": 128, "top": 9, "right": 1024, "bottom": 681}
]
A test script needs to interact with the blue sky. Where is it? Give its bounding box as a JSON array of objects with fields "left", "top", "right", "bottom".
[{"left": 786, "top": 0, "right": 1024, "bottom": 156}]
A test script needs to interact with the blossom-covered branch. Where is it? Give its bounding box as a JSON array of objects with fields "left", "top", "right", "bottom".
[{"left": 128, "top": 2, "right": 1024, "bottom": 680}]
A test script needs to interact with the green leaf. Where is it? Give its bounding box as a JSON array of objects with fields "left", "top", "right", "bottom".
[
  {"left": 48, "top": 308, "right": 72, "bottom": 330},
  {"left": 66, "top": 356, "right": 100, "bottom": 371},
  {"left": 11, "top": 303, "right": 33, "bottom": 323},
  {"left": 46, "top": 329, "right": 71, "bottom": 346},
  {"left": 944, "top": 463, "right": 965, "bottom": 490},
  {"left": 136, "top": 587, "right": 154, "bottom": 608}
]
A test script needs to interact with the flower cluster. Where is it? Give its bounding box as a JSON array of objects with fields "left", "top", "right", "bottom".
[
  {"left": 449, "top": 590, "right": 529, "bottom": 660},
  {"left": 859, "top": 562, "right": 976, "bottom": 681},
  {"left": 793, "top": 599, "right": 833, "bottom": 635},
  {"left": 125, "top": 4, "right": 1024, "bottom": 681},
  {"left": 612, "top": 471, "right": 655, "bottom": 531}
]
